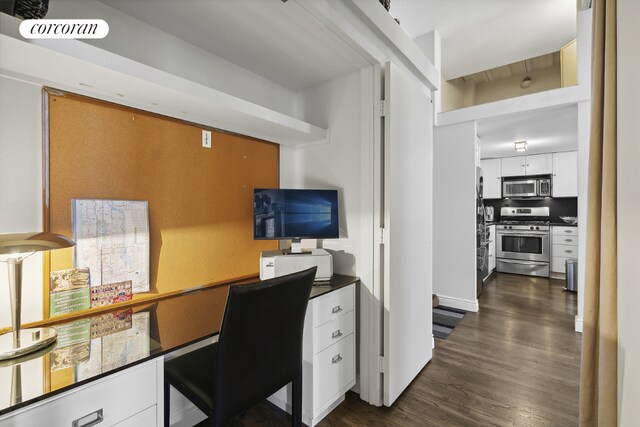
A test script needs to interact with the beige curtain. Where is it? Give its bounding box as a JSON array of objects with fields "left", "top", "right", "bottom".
[{"left": 579, "top": 0, "right": 618, "bottom": 426}]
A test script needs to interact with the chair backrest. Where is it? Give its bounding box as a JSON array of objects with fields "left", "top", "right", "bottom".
[{"left": 213, "top": 267, "right": 316, "bottom": 425}]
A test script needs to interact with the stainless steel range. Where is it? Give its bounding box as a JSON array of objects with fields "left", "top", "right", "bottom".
[{"left": 496, "top": 207, "right": 550, "bottom": 277}]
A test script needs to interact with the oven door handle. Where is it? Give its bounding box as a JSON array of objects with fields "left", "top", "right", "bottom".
[
  {"left": 496, "top": 233, "right": 548, "bottom": 238},
  {"left": 497, "top": 258, "right": 549, "bottom": 266}
]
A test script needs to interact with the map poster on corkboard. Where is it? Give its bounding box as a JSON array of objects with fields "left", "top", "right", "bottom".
[{"left": 72, "top": 199, "right": 150, "bottom": 293}]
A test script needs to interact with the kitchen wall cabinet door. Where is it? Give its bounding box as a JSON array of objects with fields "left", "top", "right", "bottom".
[
  {"left": 500, "top": 154, "right": 552, "bottom": 177},
  {"left": 501, "top": 156, "right": 525, "bottom": 177},
  {"left": 525, "top": 153, "right": 552, "bottom": 175},
  {"left": 481, "top": 158, "right": 502, "bottom": 199},
  {"left": 552, "top": 151, "right": 578, "bottom": 197}
]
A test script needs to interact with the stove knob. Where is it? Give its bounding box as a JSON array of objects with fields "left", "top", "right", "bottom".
[
  {"left": 508, "top": 226, "right": 512, "bottom": 229},
  {"left": 530, "top": 226, "right": 534, "bottom": 230},
  {"left": 503, "top": 226, "right": 507, "bottom": 229},
  {"left": 536, "top": 226, "right": 540, "bottom": 230}
]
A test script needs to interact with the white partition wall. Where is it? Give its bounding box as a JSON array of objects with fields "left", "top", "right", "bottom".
[{"left": 432, "top": 121, "right": 479, "bottom": 312}]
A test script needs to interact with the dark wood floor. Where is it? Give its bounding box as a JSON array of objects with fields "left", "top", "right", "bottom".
[{"left": 230, "top": 272, "right": 581, "bottom": 426}]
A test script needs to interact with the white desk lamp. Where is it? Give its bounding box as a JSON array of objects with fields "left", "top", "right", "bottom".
[{"left": 0, "top": 232, "right": 76, "bottom": 360}]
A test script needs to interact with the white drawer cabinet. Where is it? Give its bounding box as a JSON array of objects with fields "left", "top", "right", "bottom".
[
  {"left": 313, "top": 334, "right": 355, "bottom": 412},
  {"left": 553, "top": 243, "right": 578, "bottom": 258},
  {"left": 0, "top": 359, "right": 162, "bottom": 427},
  {"left": 269, "top": 284, "right": 356, "bottom": 427},
  {"left": 313, "top": 312, "right": 354, "bottom": 354},
  {"left": 553, "top": 226, "right": 578, "bottom": 236},
  {"left": 551, "top": 226, "right": 579, "bottom": 274},
  {"left": 113, "top": 405, "right": 157, "bottom": 427},
  {"left": 313, "top": 287, "right": 355, "bottom": 327}
]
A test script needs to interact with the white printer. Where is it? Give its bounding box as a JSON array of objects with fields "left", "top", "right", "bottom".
[{"left": 260, "top": 248, "right": 333, "bottom": 281}]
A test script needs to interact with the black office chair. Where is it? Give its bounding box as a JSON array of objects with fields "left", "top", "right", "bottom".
[{"left": 164, "top": 267, "right": 316, "bottom": 427}]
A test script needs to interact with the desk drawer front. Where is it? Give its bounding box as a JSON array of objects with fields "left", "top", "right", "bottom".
[
  {"left": 313, "top": 312, "right": 354, "bottom": 354},
  {"left": 112, "top": 405, "right": 156, "bottom": 427},
  {"left": 1, "top": 360, "right": 158, "bottom": 427},
  {"left": 313, "top": 334, "right": 355, "bottom": 411},
  {"left": 313, "top": 286, "right": 355, "bottom": 328}
]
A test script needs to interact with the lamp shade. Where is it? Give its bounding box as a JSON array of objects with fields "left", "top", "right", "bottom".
[{"left": 0, "top": 232, "right": 75, "bottom": 255}]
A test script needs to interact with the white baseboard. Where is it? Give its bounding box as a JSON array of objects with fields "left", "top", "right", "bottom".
[
  {"left": 436, "top": 295, "right": 479, "bottom": 312},
  {"left": 575, "top": 316, "right": 583, "bottom": 333},
  {"left": 432, "top": 334, "right": 435, "bottom": 349}
]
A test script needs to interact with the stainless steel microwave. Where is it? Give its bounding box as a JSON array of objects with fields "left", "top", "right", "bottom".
[{"left": 503, "top": 178, "right": 551, "bottom": 198}]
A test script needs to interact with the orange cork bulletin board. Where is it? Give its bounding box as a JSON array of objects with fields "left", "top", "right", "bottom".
[{"left": 44, "top": 90, "right": 279, "bottom": 315}]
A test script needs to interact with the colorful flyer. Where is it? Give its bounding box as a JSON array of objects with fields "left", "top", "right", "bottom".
[{"left": 90, "top": 280, "right": 133, "bottom": 308}]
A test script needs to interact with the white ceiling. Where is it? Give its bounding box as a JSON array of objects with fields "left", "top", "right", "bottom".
[
  {"left": 97, "top": 0, "right": 369, "bottom": 92},
  {"left": 477, "top": 104, "right": 578, "bottom": 159},
  {"left": 390, "top": 0, "right": 576, "bottom": 80}
]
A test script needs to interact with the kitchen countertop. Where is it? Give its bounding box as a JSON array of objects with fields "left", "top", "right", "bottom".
[
  {"left": 550, "top": 222, "right": 578, "bottom": 227},
  {"left": 0, "top": 274, "right": 358, "bottom": 416}
]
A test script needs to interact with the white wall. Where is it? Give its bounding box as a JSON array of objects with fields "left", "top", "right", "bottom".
[
  {"left": 575, "top": 7, "right": 593, "bottom": 333},
  {"left": 281, "top": 70, "right": 369, "bottom": 277},
  {"left": 617, "top": 0, "right": 640, "bottom": 423},
  {"left": 0, "top": 76, "right": 45, "bottom": 328},
  {"left": 575, "top": 100, "right": 590, "bottom": 332},
  {"left": 433, "top": 121, "right": 478, "bottom": 311}
]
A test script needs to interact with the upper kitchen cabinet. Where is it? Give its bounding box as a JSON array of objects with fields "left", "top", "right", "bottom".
[
  {"left": 552, "top": 151, "right": 578, "bottom": 197},
  {"left": 481, "top": 158, "right": 502, "bottom": 199},
  {"left": 501, "top": 156, "right": 525, "bottom": 176},
  {"left": 501, "top": 154, "right": 552, "bottom": 177},
  {"left": 525, "top": 154, "right": 553, "bottom": 175}
]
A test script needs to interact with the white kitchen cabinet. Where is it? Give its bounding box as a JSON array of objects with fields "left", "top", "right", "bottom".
[
  {"left": 481, "top": 159, "right": 502, "bottom": 199},
  {"left": 501, "top": 154, "right": 552, "bottom": 177},
  {"left": 500, "top": 156, "right": 525, "bottom": 177},
  {"left": 0, "top": 359, "right": 162, "bottom": 427},
  {"left": 269, "top": 284, "right": 356, "bottom": 426},
  {"left": 524, "top": 153, "right": 553, "bottom": 175},
  {"left": 552, "top": 151, "right": 578, "bottom": 197},
  {"left": 551, "top": 226, "right": 579, "bottom": 274}
]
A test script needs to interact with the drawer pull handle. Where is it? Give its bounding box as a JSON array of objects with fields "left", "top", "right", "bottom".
[
  {"left": 564, "top": 239, "right": 573, "bottom": 242},
  {"left": 72, "top": 409, "right": 103, "bottom": 427},
  {"left": 332, "top": 329, "right": 343, "bottom": 339},
  {"left": 332, "top": 305, "right": 342, "bottom": 314},
  {"left": 564, "top": 230, "right": 573, "bottom": 233},
  {"left": 564, "top": 250, "right": 573, "bottom": 254},
  {"left": 332, "top": 354, "right": 343, "bottom": 364}
]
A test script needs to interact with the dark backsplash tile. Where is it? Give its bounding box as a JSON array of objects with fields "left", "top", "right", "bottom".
[{"left": 484, "top": 197, "right": 578, "bottom": 223}]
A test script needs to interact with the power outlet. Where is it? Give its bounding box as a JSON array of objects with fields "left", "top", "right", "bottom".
[{"left": 202, "top": 130, "right": 212, "bottom": 148}]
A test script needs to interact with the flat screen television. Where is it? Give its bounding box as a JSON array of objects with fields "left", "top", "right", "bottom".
[{"left": 253, "top": 188, "right": 339, "bottom": 253}]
